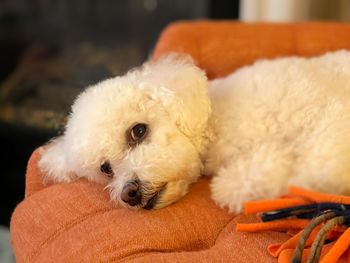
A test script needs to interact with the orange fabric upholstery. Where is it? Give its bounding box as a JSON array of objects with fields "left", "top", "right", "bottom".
[
  {"left": 11, "top": 149, "right": 287, "bottom": 262},
  {"left": 11, "top": 21, "right": 350, "bottom": 262},
  {"left": 153, "top": 21, "right": 350, "bottom": 79}
]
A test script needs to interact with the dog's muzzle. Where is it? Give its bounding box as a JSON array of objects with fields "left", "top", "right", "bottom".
[{"left": 121, "top": 179, "right": 165, "bottom": 209}]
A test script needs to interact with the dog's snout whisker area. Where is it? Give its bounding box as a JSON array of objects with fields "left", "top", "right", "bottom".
[
  {"left": 143, "top": 184, "right": 167, "bottom": 210},
  {"left": 121, "top": 180, "right": 141, "bottom": 206},
  {"left": 143, "top": 192, "right": 159, "bottom": 210}
]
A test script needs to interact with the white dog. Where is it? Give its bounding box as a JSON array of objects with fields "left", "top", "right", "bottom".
[{"left": 39, "top": 50, "right": 350, "bottom": 213}]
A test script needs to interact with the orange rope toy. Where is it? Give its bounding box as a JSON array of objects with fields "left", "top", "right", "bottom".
[{"left": 236, "top": 187, "right": 350, "bottom": 263}]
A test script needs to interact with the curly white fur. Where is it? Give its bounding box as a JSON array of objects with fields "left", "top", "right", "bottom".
[{"left": 39, "top": 50, "right": 350, "bottom": 213}]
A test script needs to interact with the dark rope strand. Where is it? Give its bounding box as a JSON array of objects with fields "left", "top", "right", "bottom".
[
  {"left": 292, "top": 211, "right": 336, "bottom": 263},
  {"left": 261, "top": 203, "right": 348, "bottom": 222},
  {"left": 307, "top": 216, "right": 345, "bottom": 263}
]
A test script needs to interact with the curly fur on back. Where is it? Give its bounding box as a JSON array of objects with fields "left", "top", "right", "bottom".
[{"left": 207, "top": 50, "right": 350, "bottom": 212}]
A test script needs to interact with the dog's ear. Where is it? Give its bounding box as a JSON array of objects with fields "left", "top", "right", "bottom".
[
  {"left": 38, "top": 136, "right": 76, "bottom": 183},
  {"left": 144, "top": 54, "right": 211, "bottom": 145}
]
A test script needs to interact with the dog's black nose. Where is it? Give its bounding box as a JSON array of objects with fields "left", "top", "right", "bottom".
[{"left": 121, "top": 180, "right": 141, "bottom": 206}]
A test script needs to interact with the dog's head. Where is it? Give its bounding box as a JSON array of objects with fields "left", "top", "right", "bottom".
[{"left": 39, "top": 54, "right": 211, "bottom": 209}]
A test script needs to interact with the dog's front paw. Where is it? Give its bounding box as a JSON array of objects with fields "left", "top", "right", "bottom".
[
  {"left": 213, "top": 195, "right": 245, "bottom": 214},
  {"left": 210, "top": 176, "right": 250, "bottom": 214}
]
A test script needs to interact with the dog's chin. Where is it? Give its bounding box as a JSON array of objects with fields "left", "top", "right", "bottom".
[{"left": 143, "top": 185, "right": 188, "bottom": 210}]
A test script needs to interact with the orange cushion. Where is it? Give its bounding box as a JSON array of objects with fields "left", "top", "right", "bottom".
[
  {"left": 11, "top": 149, "right": 288, "bottom": 262},
  {"left": 153, "top": 21, "right": 350, "bottom": 79},
  {"left": 11, "top": 21, "right": 350, "bottom": 262}
]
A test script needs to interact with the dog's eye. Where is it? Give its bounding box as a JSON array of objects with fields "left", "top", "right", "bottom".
[
  {"left": 130, "top": 123, "right": 148, "bottom": 143},
  {"left": 100, "top": 161, "right": 113, "bottom": 178}
]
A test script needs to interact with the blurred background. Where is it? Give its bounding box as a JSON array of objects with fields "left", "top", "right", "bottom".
[{"left": 0, "top": 0, "right": 349, "bottom": 262}]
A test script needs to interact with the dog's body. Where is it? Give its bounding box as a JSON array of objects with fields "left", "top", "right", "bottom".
[
  {"left": 206, "top": 50, "right": 350, "bottom": 212},
  {"left": 39, "top": 51, "right": 350, "bottom": 213}
]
